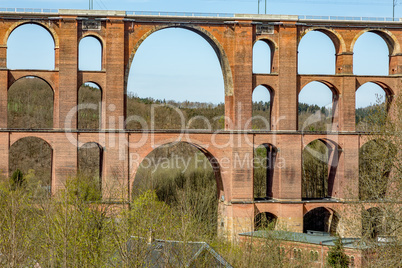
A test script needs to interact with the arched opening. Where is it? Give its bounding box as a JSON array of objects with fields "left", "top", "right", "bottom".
[
  {"left": 79, "top": 36, "right": 102, "bottom": 71},
  {"left": 298, "top": 31, "right": 336, "bottom": 75},
  {"left": 362, "top": 207, "right": 385, "bottom": 240},
  {"left": 7, "top": 23, "right": 55, "bottom": 70},
  {"left": 303, "top": 207, "right": 339, "bottom": 235},
  {"left": 359, "top": 140, "right": 396, "bottom": 201},
  {"left": 302, "top": 139, "right": 341, "bottom": 199},
  {"left": 253, "top": 40, "right": 273, "bottom": 74},
  {"left": 254, "top": 212, "right": 277, "bottom": 231},
  {"left": 77, "top": 142, "right": 103, "bottom": 201},
  {"left": 126, "top": 27, "right": 225, "bottom": 130},
  {"left": 356, "top": 82, "right": 389, "bottom": 131},
  {"left": 303, "top": 140, "right": 328, "bottom": 199},
  {"left": 254, "top": 143, "right": 277, "bottom": 199},
  {"left": 78, "top": 82, "right": 102, "bottom": 130},
  {"left": 9, "top": 137, "right": 52, "bottom": 197},
  {"left": 298, "top": 82, "right": 335, "bottom": 131},
  {"left": 132, "top": 142, "right": 223, "bottom": 235},
  {"left": 8, "top": 76, "right": 54, "bottom": 129},
  {"left": 252, "top": 85, "right": 271, "bottom": 130},
  {"left": 353, "top": 32, "right": 389, "bottom": 75}
]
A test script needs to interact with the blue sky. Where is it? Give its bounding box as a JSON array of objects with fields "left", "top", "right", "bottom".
[{"left": 4, "top": 0, "right": 395, "bottom": 108}]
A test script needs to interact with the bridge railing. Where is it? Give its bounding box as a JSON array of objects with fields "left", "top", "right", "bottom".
[
  {"left": 126, "top": 10, "right": 235, "bottom": 18},
  {"left": 299, "top": 15, "right": 397, "bottom": 22},
  {"left": 0, "top": 7, "right": 59, "bottom": 13}
]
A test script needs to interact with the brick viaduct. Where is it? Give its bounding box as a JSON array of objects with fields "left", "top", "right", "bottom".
[{"left": 0, "top": 9, "right": 400, "bottom": 239}]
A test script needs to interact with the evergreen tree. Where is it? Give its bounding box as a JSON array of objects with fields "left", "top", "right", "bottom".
[{"left": 327, "top": 236, "right": 350, "bottom": 268}]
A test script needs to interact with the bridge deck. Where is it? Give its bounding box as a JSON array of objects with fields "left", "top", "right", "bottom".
[{"left": 0, "top": 7, "right": 401, "bottom": 24}]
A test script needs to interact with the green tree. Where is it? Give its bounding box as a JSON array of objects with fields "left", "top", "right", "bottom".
[{"left": 326, "top": 236, "right": 350, "bottom": 268}]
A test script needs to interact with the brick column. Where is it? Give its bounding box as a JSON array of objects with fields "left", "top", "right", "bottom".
[
  {"left": 58, "top": 17, "right": 78, "bottom": 129},
  {"left": 105, "top": 17, "right": 125, "bottom": 130},
  {"left": 275, "top": 22, "right": 298, "bottom": 131},
  {"left": 276, "top": 135, "right": 302, "bottom": 200},
  {"left": 339, "top": 76, "right": 356, "bottom": 132},
  {"left": 389, "top": 54, "right": 402, "bottom": 75},
  {"left": 336, "top": 52, "right": 353, "bottom": 75},
  {"left": 0, "top": 70, "right": 7, "bottom": 128},
  {"left": 0, "top": 45, "right": 6, "bottom": 69},
  {"left": 0, "top": 133, "right": 9, "bottom": 178},
  {"left": 232, "top": 22, "right": 253, "bottom": 130}
]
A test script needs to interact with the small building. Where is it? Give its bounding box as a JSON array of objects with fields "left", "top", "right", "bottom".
[{"left": 239, "top": 230, "right": 371, "bottom": 267}]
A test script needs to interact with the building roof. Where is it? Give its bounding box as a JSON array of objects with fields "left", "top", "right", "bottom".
[
  {"left": 239, "top": 230, "right": 365, "bottom": 249},
  {"left": 111, "top": 236, "right": 233, "bottom": 268}
]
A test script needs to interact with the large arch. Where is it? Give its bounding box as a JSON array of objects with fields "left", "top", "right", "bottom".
[
  {"left": 8, "top": 76, "right": 54, "bottom": 129},
  {"left": 131, "top": 141, "right": 224, "bottom": 234},
  {"left": 298, "top": 30, "right": 337, "bottom": 75},
  {"left": 132, "top": 141, "right": 224, "bottom": 199},
  {"left": 302, "top": 139, "right": 341, "bottom": 199},
  {"left": 6, "top": 22, "right": 56, "bottom": 70},
  {"left": 298, "top": 81, "right": 338, "bottom": 132},
  {"left": 125, "top": 25, "right": 233, "bottom": 97},
  {"left": 303, "top": 207, "right": 339, "bottom": 235},
  {"left": 254, "top": 143, "right": 277, "bottom": 199},
  {"left": 9, "top": 136, "right": 53, "bottom": 196},
  {"left": 126, "top": 26, "right": 228, "bottom": 130}
]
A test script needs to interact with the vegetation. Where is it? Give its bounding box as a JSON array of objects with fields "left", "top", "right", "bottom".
[
  {"left": 126, "top": 93, "right": 225, "bottom": 130},
  {"left": 78, "top": 83, "right": 101, "bottom": 130},
  {"left": 8, "top": 77, "right": 53, "bottom": 129},
  {"left": 302, "top": 140, "right": 329, "bottom": 199},
  {"left": 326, "top": 236, "right": 350, "bottom": 268},
  {"left": 5, "top": 80, "right": 401, "bottom": 266},
  {"left": 132, "top": 142, "right": 219, "bottom": 237}
]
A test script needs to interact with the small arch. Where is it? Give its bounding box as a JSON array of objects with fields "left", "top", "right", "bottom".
[
  {"left": 298, "top": 30, "right": 337, "bottom": 75},
  {"left": 251, "top": 85, "right": 272, "bottom": 130},
  {"left": 79, "top": 35, "right": 103, "bottom": 71},
  {"left": 254, "top": 143, "right": 278, "bottom": 199},
  {"left": 359, "top": 139, "right": 396, "bottom": 200},
  {"left": 78, "top": 142, "right": 103, "bottom": 201},
  {"left": 355, "top": 82, "right": 391, "bottom": 131},
  {"left": 253, "top": 39, "right": 275, "bottom": 74},
  {"left": 6, "top": 22, "right": 56, "bottom": 70},
  {"left": 8, "top": 76, "right": 54, "bottom": 129},
  {"left": 302, "top": 139, "right": 342, "bottom": 199},
  {"left": 9, "top": 136, "right": 53, "bottom": 196},
  {"left": 303, "top": 207, "right": 339, "bottom": 235},
  {"left": 78, "top": 82, "right": 102, "bottom": 130},
  {"left": 254, "top": 212, "right": 277, "bottom": 230},
  {"left": 362, "top": 207, "right": 386, "bottom": 240},
  {"left": 298, "top": 81, "right": 338, "bottom": 132}
]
